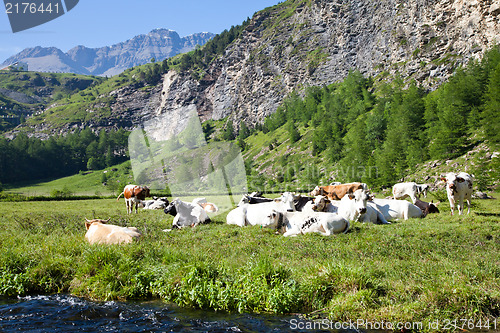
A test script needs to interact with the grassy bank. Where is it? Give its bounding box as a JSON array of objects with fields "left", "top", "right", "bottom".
[{"left": 0, "top": 197, "right": 499, "bottom": 331}]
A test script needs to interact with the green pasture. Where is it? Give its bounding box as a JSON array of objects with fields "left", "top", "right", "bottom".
[{"left": 0, "top": 196, "right": 498, "bottom": 332}]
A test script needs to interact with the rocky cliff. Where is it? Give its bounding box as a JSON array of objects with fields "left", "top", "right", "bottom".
[
  {"left": 8, "top": 0, "right": 500, "bottom": 139},
  {"left": 152, "top": 0, "right": 500, "bottom": 132},
  {"left": 2, "top": 29, "right": 214, "bottom": 76}
]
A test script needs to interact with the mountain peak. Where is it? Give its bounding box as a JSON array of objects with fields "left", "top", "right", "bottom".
[{"left": 2, "top": 29, "right": 215, "bottom": 76}]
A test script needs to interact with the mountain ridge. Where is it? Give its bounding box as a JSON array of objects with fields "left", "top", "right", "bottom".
[{"left": 2, "top": 29, "right": 215, "bottom": 76}]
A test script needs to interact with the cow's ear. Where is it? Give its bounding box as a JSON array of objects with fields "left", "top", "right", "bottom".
[
  {"left": 456, "top": 177, "right": 464, "bottom": 183},
  {"left": 348, "top": 193, "right": 355, "bottom": 200},
  {"left": 104, "top": 218, "right": 110, "bottom": 223},
  {"left": 85, "top": 221, "right": 91, "bottom": 230}
]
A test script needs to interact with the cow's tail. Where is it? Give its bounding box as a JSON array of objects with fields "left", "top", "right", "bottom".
[{"left": 117, "top": 192, "right": 124, "bottom": 201}]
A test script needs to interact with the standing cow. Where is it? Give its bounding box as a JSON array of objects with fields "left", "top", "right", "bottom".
[
  {"left": 441, "top": 172, "right": 473, "bottom": 215},
  {"left": 117, "top": 184, "right": 151, "bottom": 214}
]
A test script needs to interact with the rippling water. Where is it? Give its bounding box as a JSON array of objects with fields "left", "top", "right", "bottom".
[{"left": 0, "top": 294, "right": 328, "bottom": 332}]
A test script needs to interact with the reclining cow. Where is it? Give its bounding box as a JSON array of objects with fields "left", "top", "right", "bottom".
[
  {"left": 227, "top": 192, "right": 296, "bottom": 227},
  {"left": 309, "top": 182, "right": 368, "bottom": 201},
  {"left": 362, "top": 198, "right": 423, "bottom": 222},
  {"left": 84, "top": 218, "right": 141, "bottom": 245},
  {"left": 441, "top": 172, "right": 473, "bottom": 215},
  {"left": 311, "top": 193, "right": 391, "bottom": 224},
  {"left": 164, "top": 198, "right": 211, "bottom": 229},
  {"left": 117, "top": 184, "right": 150, "bottom": 214},
  {"left": 262, "top": 189, "right": 371, "bottom": 236},
  {"left": 141, "top": 197, "right": 170, "bottom": 210},
  {"left": 192, "top": 198, "right": 219, "bottom": 213},
  {"left": 414, "top": 199, "right": 440, "bottom": 217}
]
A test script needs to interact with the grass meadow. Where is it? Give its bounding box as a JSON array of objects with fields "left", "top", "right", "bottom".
[{"left": 0, "top": 194, "right": 499, "bottom": 331}]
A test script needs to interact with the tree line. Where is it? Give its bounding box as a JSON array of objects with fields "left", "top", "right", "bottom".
[
  {"left": 235, "top": 47, "right": 500, "bottom": 188},
  {"left": 0, "top": 128, "right": 129, "bottom": 184}
]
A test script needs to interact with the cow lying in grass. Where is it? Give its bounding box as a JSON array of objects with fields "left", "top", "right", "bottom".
[
  {"left": 262, "top": 189, "right": 371, "bottom": 236},
  {"left": 227, "top": 192, "right": 296, "bottom": 227},
  {"left": 84, "top": 218, "right": 141, "bottom": 245},
  {"left": 192, "top": 198, "right": 219, "bottom": 213},
  {"left": 164, "top": 198, "right": 211, "bottom": 229}
]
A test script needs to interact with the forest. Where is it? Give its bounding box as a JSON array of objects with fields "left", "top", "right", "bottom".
[
  {"left": 0, "top": 128, "right": 129, "bottom": 184},
  {"left": 246, "top": 46, "right": 500, "bottom": 188},
  {"left": 0, "top": 47, "right": 499, "bottom": 190}
]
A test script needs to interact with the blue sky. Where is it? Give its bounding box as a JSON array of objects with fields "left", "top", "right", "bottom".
[{"left": 0, "top": 0, "right": 282, "bottom": 62}]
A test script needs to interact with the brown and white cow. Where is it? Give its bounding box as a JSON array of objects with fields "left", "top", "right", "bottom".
[
  {"left": 441, "top": 172, "right": 473, "bottom": 215},
  {"left": 309, "top": 182, "right": 368, "bottom": 201},
  {"left": 117, "top": 184, "right": 151, "bottom": 214},
  {"left": 84, "top": 218, "right": 141, "bottom": 245}
]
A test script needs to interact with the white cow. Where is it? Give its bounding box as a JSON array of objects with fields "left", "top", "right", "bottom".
[
  {"left": 392, "top": 182, "right": 419, "bottom": 203},
  {"left": 164, "top": 198, "right": 211, "bottom": 229},
  {"left": 262, "top": 189, "right": 370, "bottom": 236},
  {"left": 84, "top": 218, "right": 141, "bottom": 245},
  {"left": 141, "top": 197, "right": 169, "bottom": 210},
  {"left": 226, "top": 192, "right": 296, "bottom": 227},
  {"left": 311, "top": 194, "right": 390, "bottom": 224},
  {"left": 441, "top": 172, "right": 473, "bottom": 215},
  {"left": 366, "top": 198, "right": 423, "bottom": 221},
  {"left": 263, "top": 210, "right": 350, "bottom": 237},
  {"left": 192, "top": 198, "right": 219, "bottom": 213},
  {"left": 415, "top": 184, "right": 430, "bottom": 198}
]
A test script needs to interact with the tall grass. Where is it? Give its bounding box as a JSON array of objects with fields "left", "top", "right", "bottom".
[{"left": 0, "top": 197, "right": 498, "bottom": 331}]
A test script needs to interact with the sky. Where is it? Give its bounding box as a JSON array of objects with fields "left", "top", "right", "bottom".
[{"left": 0, "top": 0, "right": 282, "bottom": 62}]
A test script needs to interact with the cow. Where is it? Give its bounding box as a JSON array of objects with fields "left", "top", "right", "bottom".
[
  {"left": 141, "top": 197, "right": 169, "bottom": 210},
  {"left": 414, "top": 199, "right": 440, "bottom": 217},
  {"left": 262, "top": 189, "right": 371, "bottom": 236},
  {"left": 392, "top": 182, "right": 419, "bottom": 203},
  {"left": 237, "top": 194, "right": 273, "bottom": 206},
  {"left": 192, "top": 198, "right": 219, "bottom": 213},
  {"left": 164, "top": 198, "right": 211, "bottom": 229},
  {"left": 416, "top": 184, "right": 431, "bottom": 198},
  {"left": 117, "top": 184, "right": 151, "bottom": 214},
  {"left": 84, "top": 218, "right": 141, "bottom": 245},
  {"left": 263, "top": 210, "right": 350, "bottom": 237},
  {"left": 441, "top": 172, "right": 473, "bottom": 215},
  {"left": 309, "top": 182, "right": 368, "bottom": 201},
  {"left": 311, "top": 194, "right": 391, "bottom": 224},
  {"left": 292, "top": 194, "right": 315, "bottom": 211},
  {"left": 365, "top": 198, "right": 423, "bottom": 221},
  {"left": 226, "top": 192, "right": 296, "bottom": 227}
]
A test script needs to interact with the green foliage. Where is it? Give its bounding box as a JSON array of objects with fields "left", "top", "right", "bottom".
[
  {"left": 0, "top": 128, "right": 129, "bottom": 184},
  {"left": 0, "top": 197, "right": 499, "bottom": 326}
]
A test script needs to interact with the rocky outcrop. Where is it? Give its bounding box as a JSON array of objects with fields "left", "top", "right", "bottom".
[
  {"left": 7, "top": 0, "right": 500, "bottom": 138},
  {"left": 152, "top": 0, "right": 500, "bottom": 128},
  {"left": 2, "top": 29, "right": 215, "bottom": 76}
]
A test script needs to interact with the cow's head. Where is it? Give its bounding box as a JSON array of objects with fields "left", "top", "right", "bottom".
[
  {"left": 308, "top": 186, "right": 321, "bottom": 197},
  {"left": 275, "top": 192, "right": 296, "bottom": 212},
  {"left": 428, "top": 201, "right": 440, "bottom": 214},
  {"left": 442, "top": 173, "right": 459, "bottom": 193},
  {"left": 312, "top": 195, "right": 330, "bottom": 212},
  {"left": 339, "top": 189, "right": 369, "bottom": 221},
  {"left": 263, "top": 210, "right": 285, "bottom": 231},
  {"left": 164, "top": 198, "right": 179, "bottom": 216},
  {"left": 84, "top": 218, "right": 110, "bottom": 230}
]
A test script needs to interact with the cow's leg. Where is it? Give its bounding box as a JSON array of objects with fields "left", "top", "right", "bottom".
[
  {"left": 410, "top": 194, "right": 417, "bottom": 204},
  {"left": 466, "top": 198, "right": 471, "bottom": 214}
]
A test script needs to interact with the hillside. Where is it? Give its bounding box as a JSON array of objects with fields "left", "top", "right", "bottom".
[
  {"left": 6, "top": 0, "right": 500, "bottom": 139},
  {"left": 2, "top": 29, "right": 214, "bottom": 77},
  {"left": 0, "top": 71, "right": 103, "bottom": 132}
]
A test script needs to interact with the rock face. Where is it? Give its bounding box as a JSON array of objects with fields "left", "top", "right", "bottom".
[
  {"left": 8, "top": 0, "right": 500, "bottom": 138},
  {"left": 151, "top": 0, "right": 500, "bottom": 128},
  {"left": 2, "top": 29, "right": 214, "bottom": 76}
]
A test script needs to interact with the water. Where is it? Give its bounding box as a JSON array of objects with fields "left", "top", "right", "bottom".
[{"left": 0, "top": 294, "right": 339, "bottom": 332}]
